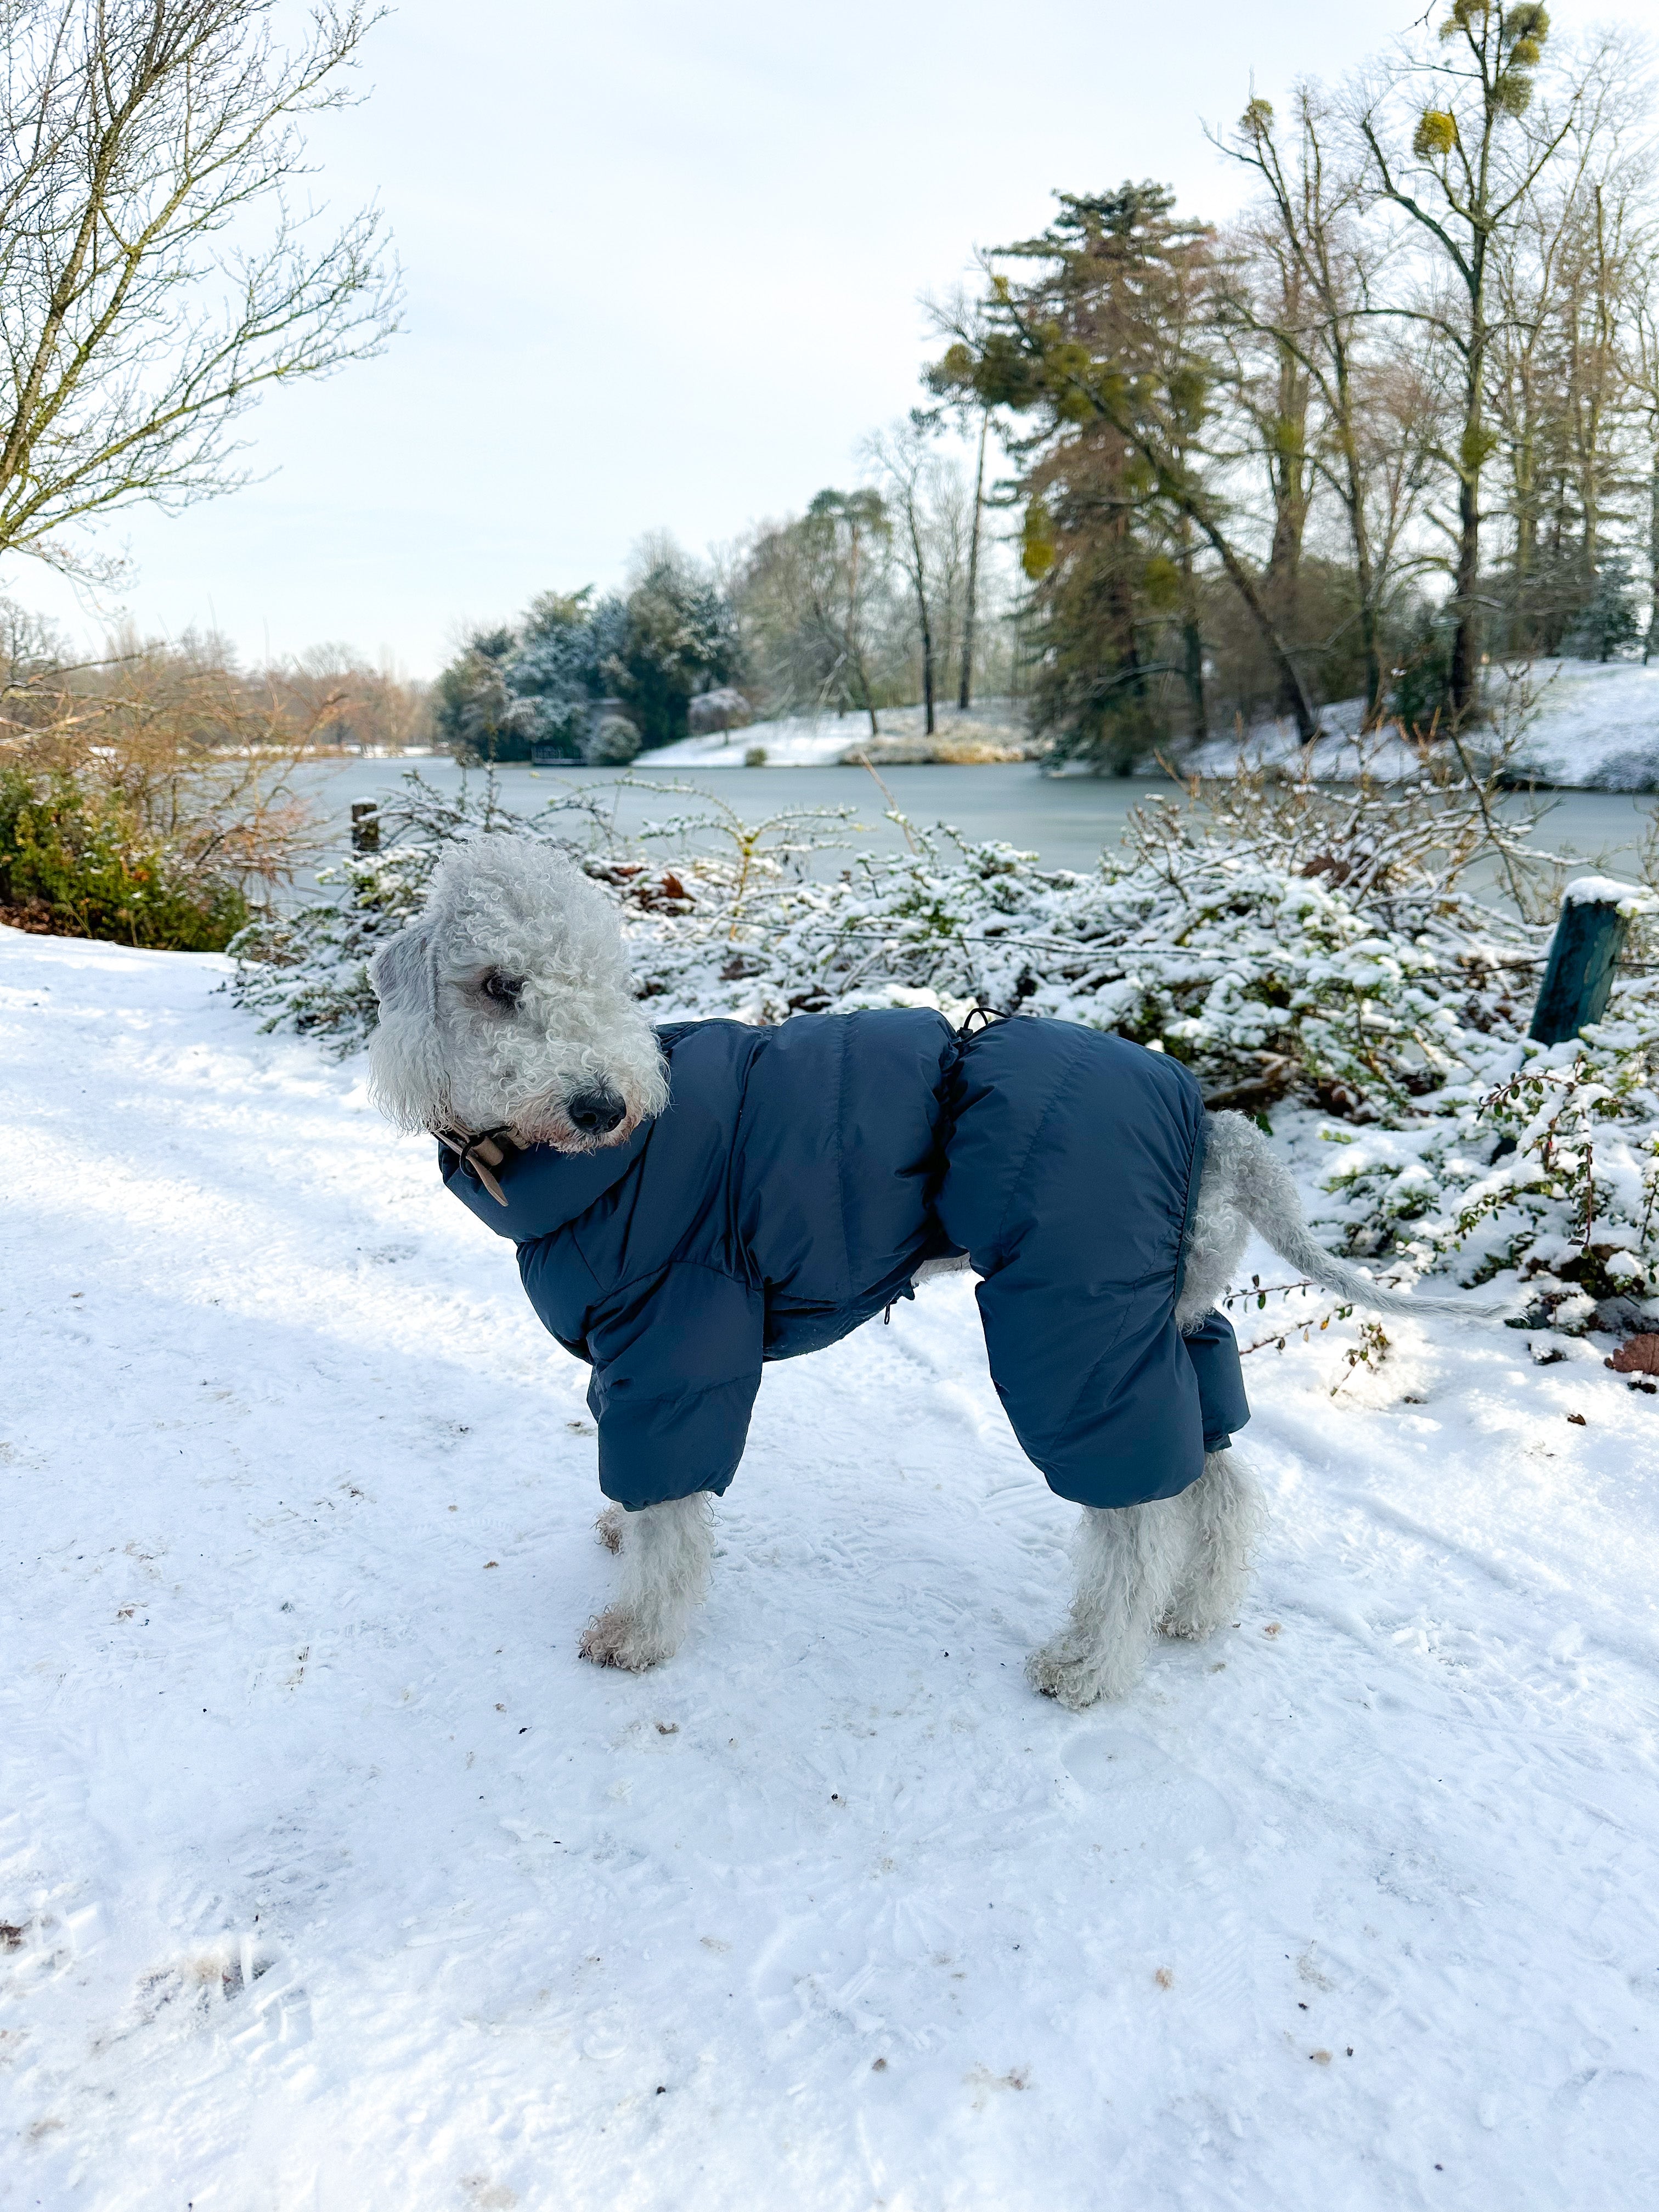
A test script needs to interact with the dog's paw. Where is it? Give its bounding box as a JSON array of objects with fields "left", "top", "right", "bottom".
[
  {"left": 1157, "top": 1599, "right": 1232, "bottom": 1643},
  {"left": 1025, "top": 1638, "right": 1142, "bottom": 1710},
  {"left": 579, "top": 1606, "right": 669, "bottom": 1672},
  {"left": 594, "top": 1505, "right": 625, "bottom": 1555}
]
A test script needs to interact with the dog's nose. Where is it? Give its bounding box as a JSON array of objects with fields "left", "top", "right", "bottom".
[{"left": 567, "top": 1084, "right": 627, "bottom": 1136}]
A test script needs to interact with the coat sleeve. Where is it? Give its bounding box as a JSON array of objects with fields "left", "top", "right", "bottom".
[{"left": 584, "top": 1264, "right": 764, "bottom": 1510}]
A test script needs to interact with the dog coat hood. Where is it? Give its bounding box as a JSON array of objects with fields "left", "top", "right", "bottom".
[{"left": 439, "top": 1009, "right": 1248, "bottom": 1512}]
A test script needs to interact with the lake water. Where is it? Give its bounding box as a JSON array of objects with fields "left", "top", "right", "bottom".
[{"left": 284, "top": 756, "right": 1655, "bottom": 894}]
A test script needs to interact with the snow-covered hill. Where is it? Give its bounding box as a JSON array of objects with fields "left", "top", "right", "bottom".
[{"left": 3, "top": 926, "right": 1658, "bottom": 2210}]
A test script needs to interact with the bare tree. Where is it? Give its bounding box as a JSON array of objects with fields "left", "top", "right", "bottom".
[
  {"left": 863, "top": 413, "right": 972, "bottom": 736},
  {"left": 1352, "top": 3, "right": 1624, "bottom": 722},
  {"left": 732, "top": 491, "right": 895, "bottom": 732},
  {"left": 0, "top": 0, "right": 399, "bottom": 579},
  {"left": 1483, "top": 82, "right": 1652, "bottom": 651},
  {"left": 958, "top": 403, "right": 989, "bottom": 708},
  {"left": 1217, "top": 86, "right": 1415, "bottom": 724}
]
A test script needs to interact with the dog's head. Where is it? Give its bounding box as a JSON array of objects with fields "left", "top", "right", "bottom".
[{"left": 366, "top": 834, "right": 669, "bottom": 1152}]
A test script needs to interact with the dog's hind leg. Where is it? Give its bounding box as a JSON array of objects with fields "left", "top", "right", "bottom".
[
  {"left": 1158, "top": 1449, "right": 1265, "bottom": 1643},
  {"left": 595, "top": 1504, "right": 625, "bottom": 1554},
  {"left": 580, "top": 1492, "right": 713, "bottom": 1672},
  {"left": 1026, "top": 1498, "right": 1189, "bottom": 1709}
]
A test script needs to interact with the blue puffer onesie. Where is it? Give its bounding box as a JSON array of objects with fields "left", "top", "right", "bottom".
[{"left": 439, "top": 1010, "right": 1250, "bottom": 1512}]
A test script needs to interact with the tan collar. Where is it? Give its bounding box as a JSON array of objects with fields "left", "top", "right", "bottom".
[{"left": 433, "top": 1124, "right": 519, "bottom": 1206}]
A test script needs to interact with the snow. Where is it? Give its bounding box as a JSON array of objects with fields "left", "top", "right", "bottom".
[
  {"left": 648, "top": 661, "right": 1659, "bottom": 786},
  {"left": 648, "top": 701, "right": 1031, "bottom": 769},
  {"left": 1559, "top": 874, "right": 1657, "bottom": 912},
  {"left": 5, "top": 923, "right": 1659, "bottom": 2210},
  {"left": 652, "top": 708, "right": 859, "bottom": 766},
  {"left": 1182, "top": 659, "right": 1659, "bottom": 791}
]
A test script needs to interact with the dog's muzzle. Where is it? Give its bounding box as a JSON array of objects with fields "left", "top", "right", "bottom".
[{"left": 567, "top": 1084, "right": 627, "bottom": 1137}]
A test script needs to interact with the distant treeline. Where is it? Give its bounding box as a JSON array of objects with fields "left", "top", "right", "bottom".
[{"left": 440, "top": 3, "right": 1659, "bottom": 772}]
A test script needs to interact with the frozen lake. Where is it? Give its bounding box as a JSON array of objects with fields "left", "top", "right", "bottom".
[{"left": 283, "top": 757, "right": 1655, "bottom": 895}]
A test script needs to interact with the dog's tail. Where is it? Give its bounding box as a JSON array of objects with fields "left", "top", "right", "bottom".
[{"left": 1207, "top": 1109, "right": 1505, "bottom": 1322}]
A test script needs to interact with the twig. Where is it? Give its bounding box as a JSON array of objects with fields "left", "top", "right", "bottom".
[{"left": 850, "top": 752, "right": 919, "bottom": 854}]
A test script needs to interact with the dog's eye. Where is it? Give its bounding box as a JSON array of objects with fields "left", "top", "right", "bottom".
[{"left": 480, "top": 972, "right": 526, "bottom": 1007}]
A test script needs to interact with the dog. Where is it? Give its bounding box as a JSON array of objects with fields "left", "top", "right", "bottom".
[{"left": 367, "top": 834, "right": 1489, "bottom": 1709}]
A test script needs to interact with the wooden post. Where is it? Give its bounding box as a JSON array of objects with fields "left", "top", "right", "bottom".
[
  {"left": 351, "top": 801, "right": 380, "bottom": 854},
  {"left": 1528, "top": 878, "right": 1637, "bottom": 1045}
]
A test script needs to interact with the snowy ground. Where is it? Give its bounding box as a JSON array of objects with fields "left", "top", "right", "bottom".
[
  {"left": 1183, "top": 659, "right": 1659, "bottom": 791},
  {"left": 648, "top": 700, "right": 1030, "bottom": 769},
  {"left": 653, "top": 659, "right": 1659, "bottom": 787},
  {"left": 4, "top": 925, "right": 1659, "bottom": 2211}
]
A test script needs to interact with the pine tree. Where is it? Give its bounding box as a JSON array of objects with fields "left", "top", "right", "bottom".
[{"left": 935, "top": 180, "right": 1321, "bottom": 748}]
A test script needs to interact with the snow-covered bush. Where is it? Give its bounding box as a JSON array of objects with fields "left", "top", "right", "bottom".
[
  {"left": 1309, "top": 952, "right": 1659, "bottom": 1331},
  {"left": 230, "top": 760, "right": 1659, "bottom": 1323},
  {"left": 687, "top": 687, "right": 753, "bottom": 736},
  {"left": 583, "top": 714, "right": 641, "bottom": 766}
]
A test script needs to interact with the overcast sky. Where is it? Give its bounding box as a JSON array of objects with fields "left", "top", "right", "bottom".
[{"left": 13, "top": 1, "right": 1656, "bottom": 677}]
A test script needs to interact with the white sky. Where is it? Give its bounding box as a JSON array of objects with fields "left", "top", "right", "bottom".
[{"left": 11, "top": 0, "right": 1657, "bottom": 678}]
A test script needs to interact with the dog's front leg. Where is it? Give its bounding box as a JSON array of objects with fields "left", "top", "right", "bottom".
[
  {"left": 1026, "top": 1498, "right": 1187, "bottom": 1709},
  {"left": 580, "top": 1493, "right": 713, "bottom": 1672}
]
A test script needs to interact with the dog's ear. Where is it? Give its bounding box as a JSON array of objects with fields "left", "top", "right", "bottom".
[
  {"left": 366, "top": 919, "right": 447, "bottom": 1131},
  {"left": 369, "top": 919, "right": 437, "bottom": 1020}
]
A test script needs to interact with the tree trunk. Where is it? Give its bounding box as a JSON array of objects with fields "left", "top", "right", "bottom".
[
  {"left": 1449, "top": 404, "right": 1483, "bottom": 727},
  {"left": 1178, "top": 516, "right": 1206, "bottom": 738},
  {"left": 959, "top": 408, "right": 988, "bottom": 710},
  {"left": 1264, "top": 343, "right": 1311, "bottom": 720},
  {"left": 904, "top": 504, "right": 936, "bottom": 736},
  {"left": 1514, "top": 418, "right": 1537, "bottom": 654},
  {"left": 1646, "top": 445, "right": 1658, "bottom": 663},
  {"left": 845, "top": 522, "right": 879, "bottom": 737},
  {"left": 1344, "top": 428, "right": 1384, "bottom": 726},
  {"left": 1086, "top": 386, "right": 1319, "bottom": 741}
]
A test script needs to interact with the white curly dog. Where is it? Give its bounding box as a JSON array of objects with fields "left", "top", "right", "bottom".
[{"left": 368, "top": 836, "right": 1485, "bottom": 1707}]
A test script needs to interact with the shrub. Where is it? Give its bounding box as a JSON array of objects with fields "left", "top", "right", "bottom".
[
  {"left": 688, "top": 687, "right": 753, "bottom": 736},
  {"left": 0, "top": 768, "right": 249, "bottom": 949},
  {"left": 584, "top": 714, "right": 642, "bottom": 766}
]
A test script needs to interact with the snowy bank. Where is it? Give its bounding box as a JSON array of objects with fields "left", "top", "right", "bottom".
[
  {"left": 669, "top": 660, "right": 1659, "bottom": 787},
  {"left": 648, "top": 699, "right": 1033, "bottom": 769},
  {"left": 4, "top": 926, "right": 1659, "bottom": 2210},
  {"left": 1184, "top": 658, "right": 1659, "bottom": 790}
]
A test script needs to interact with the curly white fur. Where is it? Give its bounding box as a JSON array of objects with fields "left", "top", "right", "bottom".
[
  {"left": 371, "top": 840, "right": 1497, "bottom": 1705},
  {"left": 1026, "top": 1451, "right": 1266, "bottom": 1708},
  {"left": 366, "top": 835, "right": 667, "bottom": 1151},
  {"left": 583, "top": 1496, "right": 713, "bottom": 1671},
  {"left": 1177, "top": 1109, "right": 1502, "bottom": 1327}
]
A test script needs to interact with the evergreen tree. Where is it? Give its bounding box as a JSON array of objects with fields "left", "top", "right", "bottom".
[
  {"left": 1565, "top": 552, "right": 1643, "bottom": 660},
  {"left": 610, "top": 558, "right": 742, "bottom": 749},
  {"left": 431, "top": 555, "right": 743, "bottom": 763},
  {"left": 934, "top": 180, "right": 1322, "bottom": 748},
  {"left": 507, "top": 589, "right": 628, "bottom": 758},
  {"left": 431, "top": 629, "right": 535, "bottom": 763}
]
